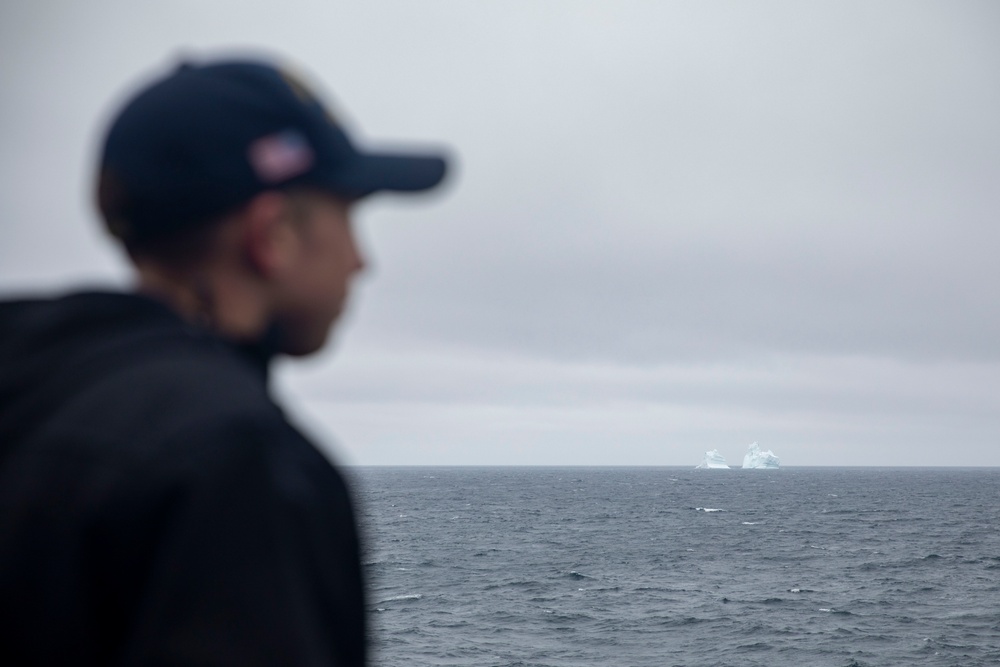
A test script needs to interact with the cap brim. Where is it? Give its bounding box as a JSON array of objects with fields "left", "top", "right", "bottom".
[{"left": 316, "top": 151, "right": 448, "bottom": 199}]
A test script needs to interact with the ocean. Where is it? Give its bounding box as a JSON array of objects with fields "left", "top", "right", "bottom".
[{"left": 350, "top": 467, "right": 1000, "bottom": 666}]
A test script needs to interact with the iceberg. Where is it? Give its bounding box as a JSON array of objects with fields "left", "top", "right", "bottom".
[
  {"left": 696, "top": 449, "right": 730, "bottom": 469},
  {"left": 742, "top": 442, "right": 780, "bottom": 469}
]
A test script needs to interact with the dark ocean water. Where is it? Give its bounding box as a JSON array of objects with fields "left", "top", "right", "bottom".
[{"left": 349, "top": 467, "right": 1000, "bottom": 667}]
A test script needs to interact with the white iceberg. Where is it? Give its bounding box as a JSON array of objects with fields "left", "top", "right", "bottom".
[
  {"left": 696, "top": 449, "right": 730, "bottom": 469},
  {"left": 742, "top": 442, "right": 780, "bottom": 469}
]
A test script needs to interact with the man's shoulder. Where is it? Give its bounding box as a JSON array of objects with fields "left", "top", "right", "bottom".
[
  {"left": 0, "top": 289, "right": 351, "bottom": 510},
  {"left": 53, "top": 316, "right": 284, "bottom": 459},
  {"left": 1, "top": 290, "right": 288, "bottom": 462}
]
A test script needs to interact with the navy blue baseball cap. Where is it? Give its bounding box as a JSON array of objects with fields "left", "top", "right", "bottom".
[{"left": 97, "top": 58, "right": 448, "bottom": 243}]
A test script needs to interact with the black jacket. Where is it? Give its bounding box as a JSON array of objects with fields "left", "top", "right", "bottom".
[{"left": 0, "top": 291, "right": 365, "bottom": 666}]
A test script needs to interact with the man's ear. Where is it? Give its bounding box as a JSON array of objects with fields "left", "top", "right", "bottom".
[{"left": 239, "top": 191, "right": 299, "bottom": 278}]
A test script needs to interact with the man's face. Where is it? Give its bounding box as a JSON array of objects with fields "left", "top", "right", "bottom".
[{"left": 272, "top": 189, "right": 365, "bottom": 356}]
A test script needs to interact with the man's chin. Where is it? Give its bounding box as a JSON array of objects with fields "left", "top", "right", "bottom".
[
  {"left": 279, "top": 333, "right": 327, "bottom": 357},
  {"left": 274, "top": 321, "right": 338, "bottom": 357}
]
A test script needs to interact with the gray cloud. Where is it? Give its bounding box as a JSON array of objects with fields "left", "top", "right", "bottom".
[{"left": 3, "top": 1, "right": 998, "bottom": 464}]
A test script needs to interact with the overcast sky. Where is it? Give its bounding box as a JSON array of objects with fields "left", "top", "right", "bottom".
[{"left": 2, "top": 1, "right": 998, "bottom": 466}]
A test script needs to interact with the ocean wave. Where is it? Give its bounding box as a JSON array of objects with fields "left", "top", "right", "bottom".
[
  {"left": 356, "top": 466, "right": 1000, "bottom": 665},
  {"left": 484, "top": 580, "right": 543, "bottom": 591},
  {"left": 378, "top": 593, "right": 423, "bottom": 603}
]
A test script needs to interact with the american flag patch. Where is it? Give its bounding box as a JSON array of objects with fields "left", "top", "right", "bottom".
[{"left": 247, "top": 130, "right": 315, "bottom": 183}]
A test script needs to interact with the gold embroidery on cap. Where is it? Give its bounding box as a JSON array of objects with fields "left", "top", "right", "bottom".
[{"left": 280, "top": 67, "right": 339, "bottom": 126}]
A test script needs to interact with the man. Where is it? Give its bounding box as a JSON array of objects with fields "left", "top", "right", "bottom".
[{"left": 0, "top": 57, "right": 448, "bottom": 665}]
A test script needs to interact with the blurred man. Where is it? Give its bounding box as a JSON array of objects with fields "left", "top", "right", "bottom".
[{"left": 0, "top": 57, "right": 448, "bottom": 665}]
